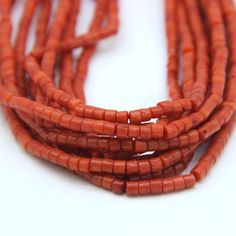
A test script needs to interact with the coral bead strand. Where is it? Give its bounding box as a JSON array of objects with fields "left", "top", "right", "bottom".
[{"left": 0, "top": 0, "right": 235, "bottom": 196}]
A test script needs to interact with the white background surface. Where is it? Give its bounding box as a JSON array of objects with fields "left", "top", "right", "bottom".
[{"left": 1, "top": 0, "right": 236, "bottom": 235}]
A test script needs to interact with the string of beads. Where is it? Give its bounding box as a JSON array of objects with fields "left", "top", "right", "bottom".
[{"left": 0, "top": 0, "right": 235, "bottom": 195}]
